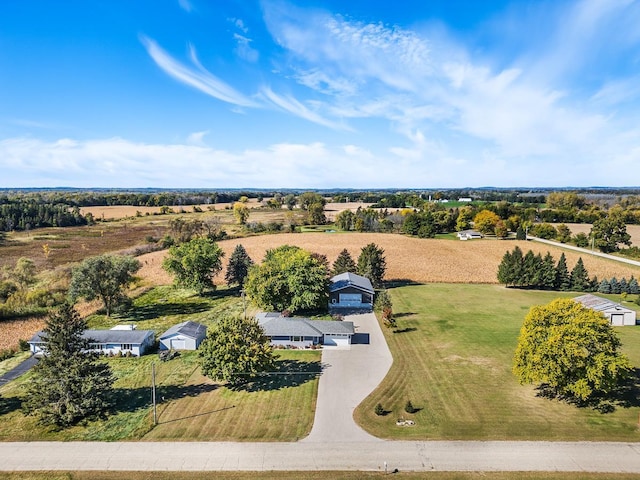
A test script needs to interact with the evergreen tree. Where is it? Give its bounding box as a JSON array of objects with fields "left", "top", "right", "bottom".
[
  {"left": 569, "top": 257, "right": 590, "bottom": 292},
  {"left": 540, "top": 252, "right": 557, "bottom": 290},
  {"left": 357, "top": 243, "right": 387, "bottom": 288},
  {"left": 497, "top": 249, "right": 515, "bottom": 286},
  {"left": 598, "top": 279, "right": 611, "bottom": 294},
  {"left": 555, "top": 253, "right": 570, "bottom": 291},
  {"left": 589, "top": 276, "right": 599, "bottom": 292},
  {"left": 610, "top": 277, "right": 621, "bottom": 294},
  {"left": 225, "top": 244, "right": 254, "bottom": 287},
  {"left": 23, "top": 304, "right": 114, "bottom": 427},
  {"left": 628, "top": 276, "right": 639, "bottom": 295},
  {"left": 619, "top": 277, "right": 629, "bottom": 294},
  {"left": 332, "top": 249, "right": 357, "bottom": 276},
  {"left": 515, "top": 225, "right": 526, "bottom": 240},
  {"left": 522, "top": 251, "right": 539, "bottom": 287}
]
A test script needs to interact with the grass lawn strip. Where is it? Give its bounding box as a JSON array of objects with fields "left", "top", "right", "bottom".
[{"left": 355, "top": 283, "right": 640, "bottom": 441}]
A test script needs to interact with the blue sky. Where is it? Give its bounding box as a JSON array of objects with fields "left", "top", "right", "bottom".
[{"left": 1, "top": 0, "right": 640, "bottom": 188}]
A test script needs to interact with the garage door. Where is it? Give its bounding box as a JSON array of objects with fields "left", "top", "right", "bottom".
[
  {"left": 324, "top": 335, "right": 350, "bottom": 347},
  {"left": 170, "top": 339, "right": 187, "bottom": 350},
  {"left": 339, "top": 293, "right": 362, "bottom": 306},
  {"left": 610, "top": 314, "right": 624, "bottom": 326}
]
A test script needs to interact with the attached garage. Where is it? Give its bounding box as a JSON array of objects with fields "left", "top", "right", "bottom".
[{"left": 323, "top": 333, "right": 351, "bottom": 347}]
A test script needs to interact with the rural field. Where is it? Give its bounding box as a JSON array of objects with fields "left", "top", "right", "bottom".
[
  {"left": 0, "top": 317, "right": 45, "bottom": 351},
  {"left": 137, "top": 233, "right": 640, "bottom": 287},
  {"left": 355, "top": 283, "right": 640, "bottom": 441},
  {"left": 552, "top": 223, "right": 640, "bottom": 246}
]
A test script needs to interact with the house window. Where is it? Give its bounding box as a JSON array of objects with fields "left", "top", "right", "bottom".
[
  {"left": 122, "top": 344, "right": 132, "bottom": 350},
  {"left": 292, "top": 336, "right": 303, "bottom": 342}
]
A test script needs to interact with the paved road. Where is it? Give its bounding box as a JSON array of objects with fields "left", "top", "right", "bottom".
[
  {"left": 2, "top": 440, "right": 640, "bottom": 472},
  {"left": 528, "top": 236, "right": 640, "bottom": 267},
  {"left": 0, "top": 355, "right": 37, "bottom": 387},
  {"left": 303, "top": 311, "right": 393, "bottom": 443}
]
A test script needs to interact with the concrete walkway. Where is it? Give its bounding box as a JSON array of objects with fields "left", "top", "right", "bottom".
[
  {"left": 303, "top": 311, "right": 393, "bottom": 443},
  {"left": 2, "top": 440, "right": 640, "bottom": 472}
]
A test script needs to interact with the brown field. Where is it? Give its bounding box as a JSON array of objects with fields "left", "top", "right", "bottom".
[
  {"left": 80, "top": 199, "right": 264, "bottom": 220},
  {"left": 323, "top": 202, "right": 375, "bottom": 221},
  {"left": 0, "top": 317, "right": 45, "bottom": 350},
  {"left": 552, "top": 223, "right": 640, "bottom": 246},
  {"left": 137, "top": 233, "right": 640, "bottom": 287}
]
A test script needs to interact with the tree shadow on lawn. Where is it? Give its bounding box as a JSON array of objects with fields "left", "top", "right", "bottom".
[
  {"left": 535, "top": 368, "right": 640, "bottom": 413},
  {"left": 110, "top": 382, "right": 219, "bottom": 414},
  {"left": 231, "top": 359, "right": 322, "bottom": 393},
  {"left": 122, "top": 301, "right": 211, "bottom": 321},
  {"left": 0, "top": 395, "right": 22, "bottom": 416},
  {"left": 385, "top": 279, "right": 423, "bottom": 289}
]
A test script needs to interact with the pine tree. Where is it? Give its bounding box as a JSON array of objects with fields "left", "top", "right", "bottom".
[
  {"left": 619, "top": 277, "right": 629, "bottom": 294},
  {"left": 497, "top": 249, "right": 515, "bottom": 286},
  {"left": 515, "top": 225, "right": 526, "bottom": 240},
  {"left": 357, "top": 243, "right": 387, "bottom": 288},
  {"left": 598, "top": 279, "right": 611, "bottom": 294},
  {"left": 628, "top": 276, "right": 639, "bottom": 295},
  {"left": 555, "top": 253, "right": 570, "bottom": 291},
  {"left": 610, "top": 277, "right": 621, "bottom": 294},
  {"left": 225, "top": 244, "right": 254, "bottom": 287},
  {"left": 569, "top": 257, "right": 590, "bottom": 292},
  {"left": 589, "top": 276, "right": 599, "bottom": 292},
  {"left": 332, "top": 249, "right": 357, "bottom": 276},
  {"left": 522, "top": 251, "right": 539, "bottom": 287},
  {"left": 540, "top": 252, "right": 557, "bottom": 290},
  {"left": 23, "top": 304, "right": 114, "bottom": 427}
]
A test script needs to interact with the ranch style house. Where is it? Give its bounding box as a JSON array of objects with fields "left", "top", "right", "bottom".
[
  {"left": 256, "top": 312, "right": 355, "bottom": 348},
  {"left": 28, "top": 325, "right": 155, "bottom": 357}
]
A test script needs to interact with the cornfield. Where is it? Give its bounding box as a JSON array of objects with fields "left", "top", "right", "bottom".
[{"left": 0, "top": 317, "right": 45, "bottom": 350}]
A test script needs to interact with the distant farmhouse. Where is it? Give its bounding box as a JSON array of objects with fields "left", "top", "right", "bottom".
[
  {"left": 159, "top": 321, "right": 207, "bottom": 351},
  {"left": 329, "top": 272, "right": 374, "bottom": 310},
  {"left": 574, "top": 294, "right": 637, "bottom": 326},
  {"left": 29, "top": 325, "right": 155, "bottom": 356},
  {"left": 256, "top": 313, "right": 355, "bottom": 348}
]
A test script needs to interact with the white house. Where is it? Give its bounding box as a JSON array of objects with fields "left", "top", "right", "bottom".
[
  {"left": 256, "top": 313, "right": 355, "bottom": 348},
  {"left": 573, "top": 294, "right": 637, "bottom": 326},
  {"left": 456, "top": 230, "right": 483, "bottom": 240},
  {"left": 29, "top": 326, "right": 155, "bottom": 356},
  {"left": 458, "top": 197, "right": 473, "bottom": 202},
  {"left": 328, "top": 272, "right": 375, "bottom": 309},
  {"left": 159, "top": 321, "right": 207, "bottom": 350}
]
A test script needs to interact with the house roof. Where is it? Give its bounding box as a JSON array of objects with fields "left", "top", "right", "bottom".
[
  {"left": 258, "top": 315, "right": 355, "bottom": 337},
  {"left": 457, "top": 230, "right": 482, "bottom": 236},
  {"left": 574, "top": 294, "right": 632, "bottom": 313},
  {"left": 29, "top": 329, "right": 155, "bottom": 345},
  {"left": 329, "top": 272, "right": 374, "bottom": 293},
  {"left": 159, "top": 321, "right": 207, "bottom": 340}
]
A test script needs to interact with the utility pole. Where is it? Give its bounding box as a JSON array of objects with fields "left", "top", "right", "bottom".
[{"left": 152, "top": 362, "right": 157, "bottom": 425}]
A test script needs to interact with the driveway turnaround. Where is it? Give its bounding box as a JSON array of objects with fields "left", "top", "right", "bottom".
[
  {"left": 302, "top": 311, "right": 393, "bottom": 443},
  {"left": 2, "top": 440, "right": 640, "bottom": 472}
]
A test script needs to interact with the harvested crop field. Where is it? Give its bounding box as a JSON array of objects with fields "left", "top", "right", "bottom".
[
  {"left": 552, "top": 223, "right": 640, "bottom": 246},
  {"left": 80, "top": 200, "right": 263, "bottom": 220},
  {"left": 136, "top": 233, "right": 640, "bottom": 286},
  {"left": 0, "top": 317, "right": 45, "bottom": 350}
]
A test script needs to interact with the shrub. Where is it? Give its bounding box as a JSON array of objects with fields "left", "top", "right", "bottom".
[
  {"left": 18, "top": 339, "right": 30, "bottom": 352},
  {"left": 0, "top": 348, "right": 16, "bottom": 362},
  {"left": 404, "top": 400, "right": 417, "bottom": 414},
  {"left": 374, "top": 403, "right": 385, "bottom": 416}
]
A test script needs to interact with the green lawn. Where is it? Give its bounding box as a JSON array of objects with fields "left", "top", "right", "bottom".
[
  {"left": 355, "top": 283, "right": 640, "bottom": 441},
  {"left": 0, "top": 285, "right": 320, "bottom": 442}
]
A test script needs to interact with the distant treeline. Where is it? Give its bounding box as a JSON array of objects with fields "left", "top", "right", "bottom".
[{"left": 0, "top": 201, "right": 87, "bottom": 232}]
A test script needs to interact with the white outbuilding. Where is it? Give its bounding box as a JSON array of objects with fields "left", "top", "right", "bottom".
[
  {"left": 159, "top": 321, "right": 207, "bottom": 350},
  {"left": 573, "top": 294, "right": 637, "bottom": 326}
]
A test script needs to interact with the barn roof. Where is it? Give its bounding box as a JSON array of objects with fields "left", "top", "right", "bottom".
[{"left": 573, "top": 294, "right": 633, "bottom": 313}]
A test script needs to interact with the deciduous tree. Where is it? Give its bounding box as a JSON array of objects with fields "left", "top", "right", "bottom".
[
  {"left": 513, "top": 298, "right": 631, "bottom": 402},
  {"left": 23, "top": 303, "right": 114, "bottom": 427},
  {"left": 199, "top": 315, "right": 275, "bottom": 386},
  {"left": 69, "top": 254, "right": 140, "bottom": 316},
  {"left": 163, "top": 238, "right": 224, "bottom": 294},
  {"left": 590, "top": 210, "right": 631, "bottom": 253},
  {"left": 233, "top": 202, "right": 250, "bottom": 225},
  {"left": 473, "top": 210, "right": 500, "bottom": 235},
  {"left": 244, "top": 245, "right": 328, "bottom": 312}
]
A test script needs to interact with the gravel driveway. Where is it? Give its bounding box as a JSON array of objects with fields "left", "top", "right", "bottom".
[{"left": 302, "top": 311, "right": 393, "bottom": 443}]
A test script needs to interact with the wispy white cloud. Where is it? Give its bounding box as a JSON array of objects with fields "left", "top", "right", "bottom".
[
  {"left": 140, "top": 35, "right": 258, "bottom": 108},
  {"left": 259, "top": 86, "right": 350, "bottom": 130},
  {"left": 233, "top": 34, "right": 259, "bottom": 63},
  {"left": 186, "top": 130, "right": 209, "bottom": 146}
]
